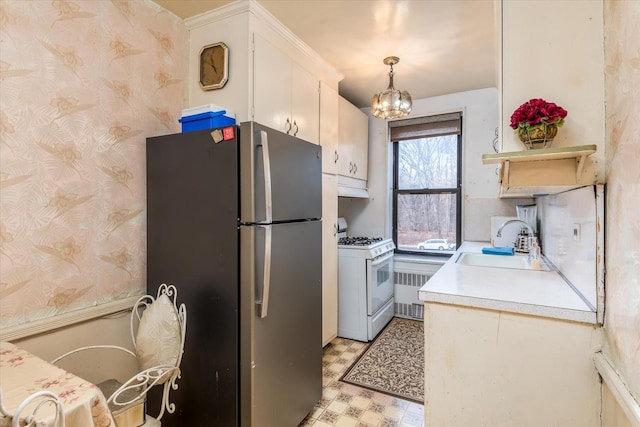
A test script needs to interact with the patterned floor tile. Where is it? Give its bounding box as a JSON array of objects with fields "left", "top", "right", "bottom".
[{"left": 300, "top": 334, "right": 424, "bottom": 427}]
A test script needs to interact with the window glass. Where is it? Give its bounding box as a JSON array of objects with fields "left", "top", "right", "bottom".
[
  {"left": 396, "top": 193, "right": 457, "bottom": 252},
  {"left": 397, "top": 136, "right": 458, "bottom": 189},
  {"left": 392, "top": 115, "right": 461, "bottom": 255}
]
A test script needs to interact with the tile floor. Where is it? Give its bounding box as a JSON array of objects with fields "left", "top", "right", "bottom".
[{"left": 299, "top": 337, "right": 425, "bottom": 427}]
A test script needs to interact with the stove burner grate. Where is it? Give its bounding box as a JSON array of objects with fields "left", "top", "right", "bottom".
[{"left": 338, "top": 236, "right": 384, "bottom": 246}]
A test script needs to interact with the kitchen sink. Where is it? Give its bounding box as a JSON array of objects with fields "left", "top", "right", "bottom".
[{"left": 455, "top": 252, "right": 553, "bottom": 271}]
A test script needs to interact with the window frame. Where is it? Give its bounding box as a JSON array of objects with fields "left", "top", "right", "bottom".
[{"left": 391, "top": 116, "right": 463, "bottom": 257}]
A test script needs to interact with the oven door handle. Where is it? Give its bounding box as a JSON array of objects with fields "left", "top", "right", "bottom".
[{"left": 370, "top": 251, "right": 394, "bottom": 267}]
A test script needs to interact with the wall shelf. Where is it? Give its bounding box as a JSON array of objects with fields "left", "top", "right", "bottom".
[{"left": 482, "top": 145, "right": 597, "bottom": 198}]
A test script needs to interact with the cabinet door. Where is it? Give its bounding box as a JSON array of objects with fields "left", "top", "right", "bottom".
[
  {"left": 425, "top": 304, "right": 600, "bottom": 427},
  {"left": 338, "top": 97, "right": 368, "bottom": 180},
  {"left": 291, "top": 62, "right": 319, "bottom": 145},
  {"left": 350, "top": 104, "right": 369, "bottom": 181},
  {"left": 321, "top": 173, "right": 338, "bottom": 346},
  {"left": 254, "top": 34, "right": 319, "bottom": 145},
  {"left": 319, "top": 82, "right": 339, "bottom": 174},
  {"left": 337, "top": 97, "right": 355, "bottom": 177},
  {"left": 253, "top": 34, "right": 292, "bottom": 134}
]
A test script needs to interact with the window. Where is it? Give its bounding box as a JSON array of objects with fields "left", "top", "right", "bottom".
[{"left": 391, "top": 113, "right": 462, "bottom": 255}]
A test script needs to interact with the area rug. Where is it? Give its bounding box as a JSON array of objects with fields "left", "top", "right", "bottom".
[{"left": 340, "top": 317, "right": 424, "bottom": 403}]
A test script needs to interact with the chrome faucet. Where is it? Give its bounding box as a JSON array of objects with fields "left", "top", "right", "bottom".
[
  {"left": 496, "top": 219, "right": 537, "bottom": 252},
  {"left": 496, "top": 219, "right": 534, "bottom": 238}
]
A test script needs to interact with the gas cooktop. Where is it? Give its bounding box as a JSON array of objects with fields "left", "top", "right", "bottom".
[
  {"left": 338, "top": 236, "right": 383, "bottom": 246},
  {"left": 338, "top": 237, "right": 395, "bottom": 258}
]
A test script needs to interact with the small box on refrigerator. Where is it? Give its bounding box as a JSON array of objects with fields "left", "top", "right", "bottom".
[{"left": 179, "top": 104, "right": 236, "bottom": 132}]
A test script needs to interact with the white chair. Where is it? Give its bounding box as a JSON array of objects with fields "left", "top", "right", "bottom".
[
  {"left": 52, "top": 284, "right": 186, "bottom": 427},
  {"left": 0, "top": 389, "right": 64, "bottom": 427}
]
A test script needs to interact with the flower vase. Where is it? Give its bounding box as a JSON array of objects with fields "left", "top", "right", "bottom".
[{"left": 517, "top": 123, "right": 558, "bottom": 149}]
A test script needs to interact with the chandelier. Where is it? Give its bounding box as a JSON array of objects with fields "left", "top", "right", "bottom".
[{"left": 370, "top": 56, "right": 412, "bottom": 119}]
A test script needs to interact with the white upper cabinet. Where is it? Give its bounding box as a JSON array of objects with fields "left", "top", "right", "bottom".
[
  {"left": 253, "top": 34, "right": 290, "bottom": 136},
  {"left": 253, "top": 34, "right": 319, "bottom": 145},
  {"left": 290, "top": 62, "right": 320, "bottom": 145},
  {"left": 319, "top": 82, "right": 339, "bottom": 174},
  {"left": 492, "top": 0, "right": 604, "bottom": 198},
  {"left": 184, "top": 1, "right": 341, "bottom": 132},
  {"left": 338, "top": 96, "right": 368, "bottom": 182},
  {"left": 500, "top": 1, "right": 604, "bottom": 166}
]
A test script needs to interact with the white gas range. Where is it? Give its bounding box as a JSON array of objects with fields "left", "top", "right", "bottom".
[{"left": 337, "top": 219, "right": 395, "bottom": 342}]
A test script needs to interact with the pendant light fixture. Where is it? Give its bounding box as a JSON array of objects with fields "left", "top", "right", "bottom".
[{"left": 371, "top": 56, "right": 412, "bottom": 119}]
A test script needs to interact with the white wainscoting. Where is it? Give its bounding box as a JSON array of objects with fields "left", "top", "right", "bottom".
[{"left": 1, "top": 295, "right": 141, "bottom": 342}]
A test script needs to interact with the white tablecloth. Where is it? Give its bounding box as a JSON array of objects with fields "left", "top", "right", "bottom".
[{"left": 0, "top": 341, "right": 115, "bottom": 427}]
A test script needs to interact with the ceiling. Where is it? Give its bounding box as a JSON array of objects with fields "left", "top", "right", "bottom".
[{"left": 152, "top": 0, "right": 498, "bottom": 109}]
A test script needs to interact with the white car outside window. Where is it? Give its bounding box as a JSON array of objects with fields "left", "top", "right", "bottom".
[{"left": 417, "top": 239, "right": 450, "bottom": 251}]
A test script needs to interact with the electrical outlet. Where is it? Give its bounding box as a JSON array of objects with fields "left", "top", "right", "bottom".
[{"left": 572, "top": 223, "right": 581, "bottom": 241}]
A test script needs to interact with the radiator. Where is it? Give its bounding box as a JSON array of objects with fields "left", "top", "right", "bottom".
[{"left": 394, "top": 271, "right": 432, "bottom": 320}]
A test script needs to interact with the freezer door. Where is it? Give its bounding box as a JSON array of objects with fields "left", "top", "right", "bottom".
[
  {"left": 239, "top": 122, "right": 322, "bottom": 223},
  {"left": 240, "top": 221, "right": 322, "bottom": 427}
]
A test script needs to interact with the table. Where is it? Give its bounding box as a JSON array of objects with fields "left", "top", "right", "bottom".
[{"left": 0, "top": 341, "right": 116, "bottom": 427}]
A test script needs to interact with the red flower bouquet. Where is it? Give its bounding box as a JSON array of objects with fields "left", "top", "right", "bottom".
[
  {"left": 510, "top": 98, "right": 568, "bottom": 148},
  {"left": 510, "top": 98, "right": 567, "bottom": 129}
]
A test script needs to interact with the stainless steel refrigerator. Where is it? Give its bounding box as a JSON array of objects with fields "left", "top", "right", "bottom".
[{"left": 146, "top": 122, "right": 323, "bottom": 426}]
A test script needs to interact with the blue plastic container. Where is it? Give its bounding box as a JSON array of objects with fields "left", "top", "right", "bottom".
[{"left": 179, "top": 110, "right": 236, "bottom": 132}]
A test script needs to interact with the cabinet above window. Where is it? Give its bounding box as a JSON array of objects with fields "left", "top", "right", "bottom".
[{"left": 482, "top": 145, "right": 597, "bottom": 198}]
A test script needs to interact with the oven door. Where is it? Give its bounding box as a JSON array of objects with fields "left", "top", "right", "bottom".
[{"left": 366, "top": 251, "right": 394, "bottom": 315}]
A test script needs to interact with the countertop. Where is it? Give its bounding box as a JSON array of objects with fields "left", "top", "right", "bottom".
[{"left": 418, "top": 241, "right": 597, "bottom": 324}]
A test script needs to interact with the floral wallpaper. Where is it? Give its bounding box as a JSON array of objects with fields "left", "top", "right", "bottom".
[
  {"left": 0, "top": 0, "right": 184, "bottom": 328},
  {"left": 603, "top": 0, "right": 640, "bottom": 402}
]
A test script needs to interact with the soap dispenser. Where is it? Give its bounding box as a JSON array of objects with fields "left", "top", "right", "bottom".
[{"left": 529, "top": 240, "right": 541, "bottom": 269}]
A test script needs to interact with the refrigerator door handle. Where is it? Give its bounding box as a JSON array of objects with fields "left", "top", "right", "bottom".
[
  {"left": 258, "top": 130, "right": 273, "bottom": 223},
  {"left": 257, "top": 225, "right": 272, "bottom": 318}
]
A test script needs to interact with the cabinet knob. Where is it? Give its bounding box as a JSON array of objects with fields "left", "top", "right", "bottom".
[
  {"left": 349, "top": 162, "right": 353, "bottom": 173},
  {"left": 292, "top": 120, "right": 299, "bottom": 136},
  {"left": 333, "top": 223, "right": 337, "bottom": 237},
  {"left": 285, "top": 118, "right": 292, "bottom": 134},
  {"left": 334, "top": 150, "right": 338, "bottom": 164},
  {"left": 353, "top": 163, "right": 357, "bottom": 174}
]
